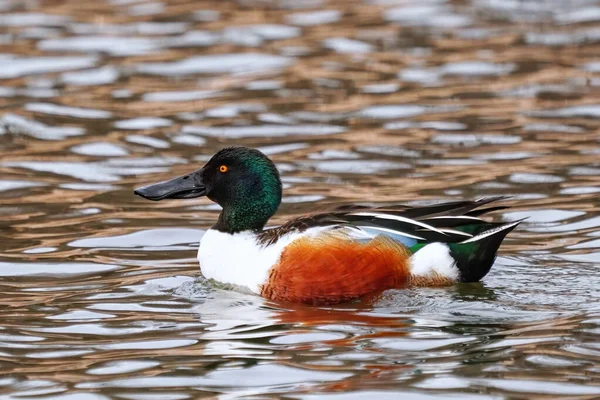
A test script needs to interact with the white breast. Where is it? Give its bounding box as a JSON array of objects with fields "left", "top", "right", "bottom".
[{"left": 197, "top": 229, "right": 307, "bottom": 294}]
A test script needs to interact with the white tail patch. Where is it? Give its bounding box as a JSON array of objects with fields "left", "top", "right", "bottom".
[{"left": 409, "top": 243, "right": 459, "bottom": 281}]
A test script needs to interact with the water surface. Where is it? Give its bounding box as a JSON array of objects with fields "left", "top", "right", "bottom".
[{"left": 1, "top": 0, "right": 599, "bottom": 398}]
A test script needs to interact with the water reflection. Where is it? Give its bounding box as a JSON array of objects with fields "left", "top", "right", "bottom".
[
  {"left": 0, "top": 0, "right": 600, "bottom": 398},
  {"left": 136, "top": 53, "right": 294, "bottom": 76},
  {"left": 1, "top": 56, "right": 97, "bottom": 78}
]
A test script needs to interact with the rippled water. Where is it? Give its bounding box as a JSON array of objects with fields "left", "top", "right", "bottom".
[{"left": 1, "top": 0, "right": 600, "bottom": 398}]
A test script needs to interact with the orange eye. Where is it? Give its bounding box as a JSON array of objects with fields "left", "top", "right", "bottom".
[{"left": 219, "top": 165, "right": 228, "bottom": 173}]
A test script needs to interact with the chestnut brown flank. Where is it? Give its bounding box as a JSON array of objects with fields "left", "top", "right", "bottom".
[{"left": 260, "top": 234, "right": 413, "bottom": 305}]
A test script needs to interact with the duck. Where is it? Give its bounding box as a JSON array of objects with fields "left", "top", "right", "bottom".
[{"left": 134, "top": 146, "right": 521, "bottom": 305}]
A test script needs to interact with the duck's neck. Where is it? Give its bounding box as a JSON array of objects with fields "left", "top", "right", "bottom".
[
  {"left": 213, "top": 193, "right": 281, "bottom": 234},
  {"left": 213, "top": 207, "right": 269, "bottom": 233}
]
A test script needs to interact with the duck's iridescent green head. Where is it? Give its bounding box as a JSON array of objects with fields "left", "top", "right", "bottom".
[{"left": 134, "top": 147, "right": 282, "bottom": 233}]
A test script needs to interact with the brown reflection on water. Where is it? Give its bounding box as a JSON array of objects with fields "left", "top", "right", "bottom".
[{"left": 1, "top": 0, "right": 600, "bottom": 398}]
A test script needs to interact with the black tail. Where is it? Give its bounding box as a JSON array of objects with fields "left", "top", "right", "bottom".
[{"left": 449, "top": 220, "right": 522, "bottom": 282}]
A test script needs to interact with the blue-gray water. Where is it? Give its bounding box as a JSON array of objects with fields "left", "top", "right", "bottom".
[{"left": 0, "top": 0, "right": 599, "bottom": 398}]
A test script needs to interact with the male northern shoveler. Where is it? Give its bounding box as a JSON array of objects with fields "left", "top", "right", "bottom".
[{"left": 134, "top": 146, "right": 521, "bottom": 305}]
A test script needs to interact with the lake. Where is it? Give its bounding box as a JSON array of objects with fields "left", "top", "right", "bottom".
[{"left": 0, "top": 0, "right": 599, "bottom": 398}]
